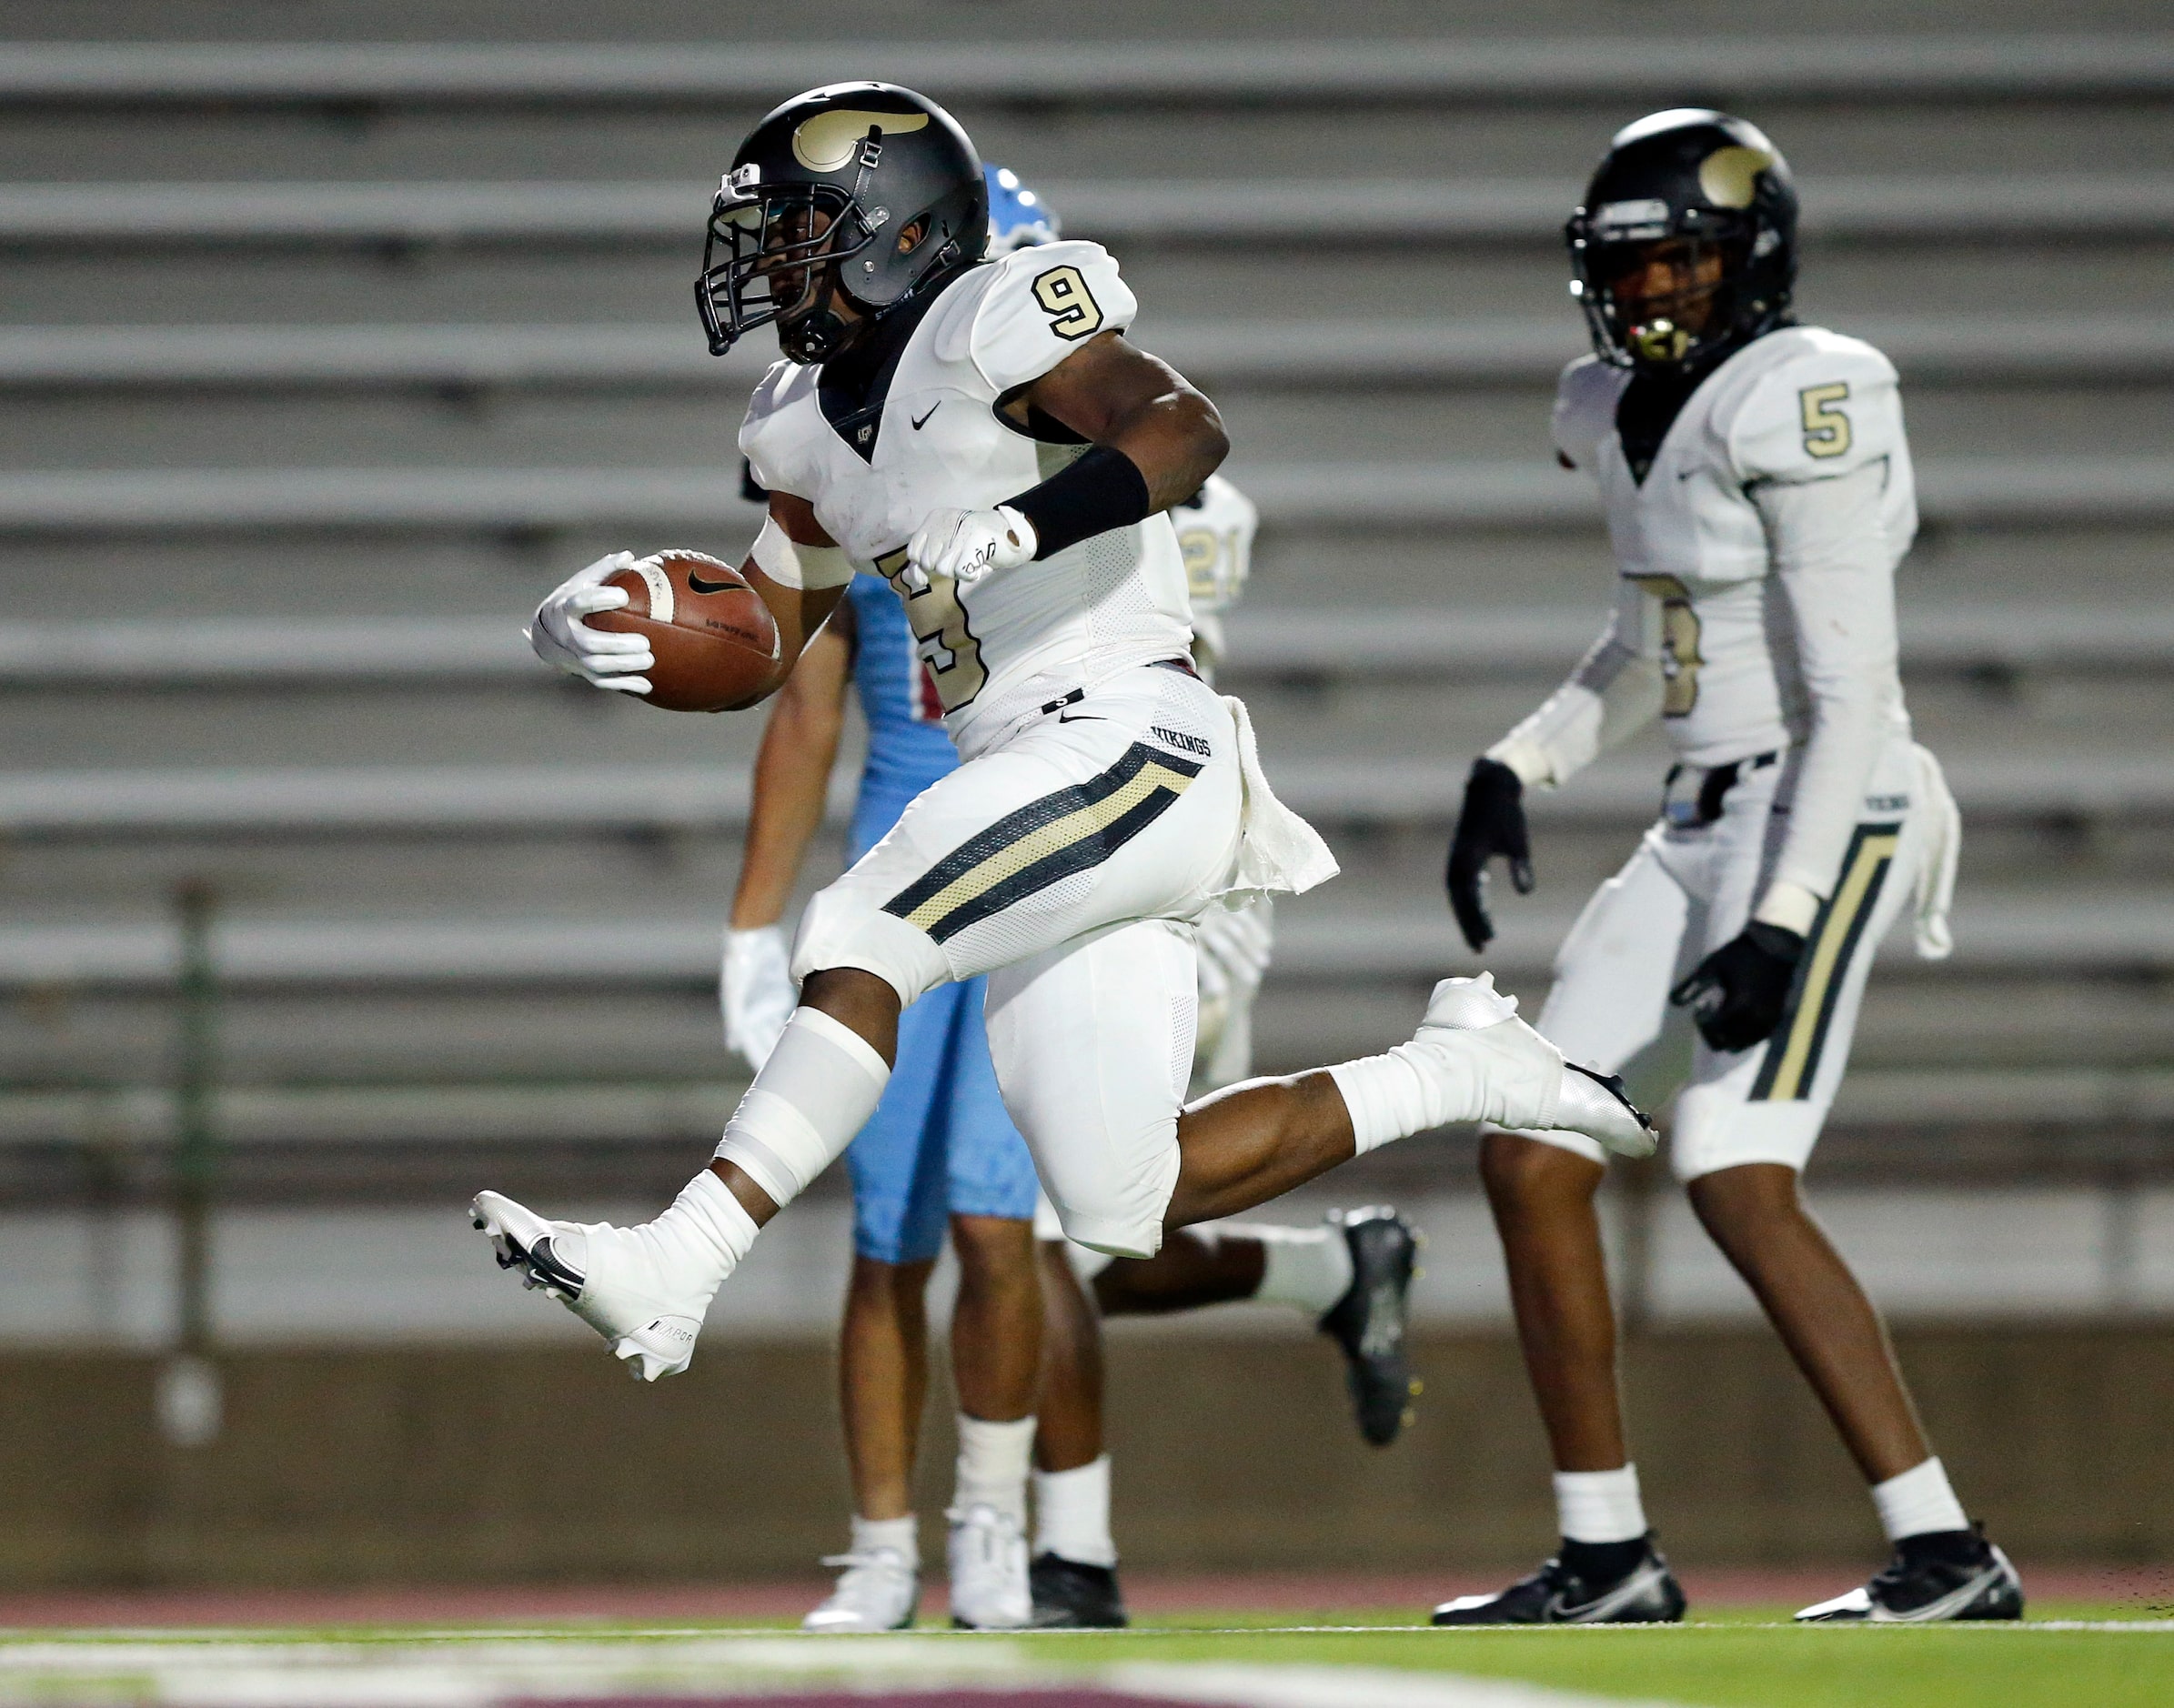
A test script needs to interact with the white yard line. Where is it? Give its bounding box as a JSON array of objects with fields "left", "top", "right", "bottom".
[
  {"left": 1112, "top": 1661, "right": 1681, "bottom": 1705},
  {"left": 0, "top": 1633, "right": 1675, "bottom": 1708},
  {"left": 0, "top": 1623, "right": 2167, "bottom": 1708}
]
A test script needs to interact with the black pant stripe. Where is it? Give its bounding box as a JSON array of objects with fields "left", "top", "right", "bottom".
[
  {"left": 1749, "top": 822, "right": 1902, "bottom": 1103},
  {"left": 881, "top": 740, "right": 1203, "bottom": 943},
  {"left": 914, "top": 785, "right": 1186, "bottom": 944}
]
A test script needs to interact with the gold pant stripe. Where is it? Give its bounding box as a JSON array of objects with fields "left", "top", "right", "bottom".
[
  {"left": 1756, "top": 829, "right": 1899, "bottom": 1102},
  {"left": 899, "top": 759, "right": 1195, "bottom": 934}
]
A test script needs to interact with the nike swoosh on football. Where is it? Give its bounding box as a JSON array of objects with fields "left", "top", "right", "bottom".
[
  {"left": 686, "top": 571, "right": 740, "bottom": 593},
  {"left": 911, "top": 403, "right": 942, "bottom": 430}
]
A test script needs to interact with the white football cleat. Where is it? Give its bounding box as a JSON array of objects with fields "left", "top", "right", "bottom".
[
  {"left": 946, "top": 1503, "right": 1032, "bottom": 1630},
  {"left": 803, "top": 1545, "right": 921, "bottom": 1633},
  {"left": 469, "top": 1190, "right": 713, "bottom": 1381},
  {"left": 1414, "top": 974, "right": 1655, "bottom": 1158}
]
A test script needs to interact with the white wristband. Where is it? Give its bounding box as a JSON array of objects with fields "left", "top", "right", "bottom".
[
  {"left": 750, "top": 515, "right": 853, "bottom": 590},
  {"left": 1485, "top": 735, "right": 1557, "bottom": 789},
  {"left": 1754, "top": 879, "right": 1823, "bottom": 937}
]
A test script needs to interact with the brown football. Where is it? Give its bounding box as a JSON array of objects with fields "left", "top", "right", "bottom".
[{"left": 588, "top": 550, "right": 782, "bottom": 712}]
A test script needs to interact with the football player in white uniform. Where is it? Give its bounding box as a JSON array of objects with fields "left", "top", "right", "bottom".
[
  {"left": 478, "top": 84, "right": 1646, "bottom": 1469},
  {"left": 1431, "top": 111, "right": 2019, "bottom": 1628},
  {"left": 717, "top": 170, "right": 1419, "bottom": 1633}
]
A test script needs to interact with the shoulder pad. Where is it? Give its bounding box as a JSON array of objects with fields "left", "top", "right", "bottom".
[
  {"left": 958, "top": 240, "right": 1138, "bottom": 395},
  {"left": 1724, "top": 328, "right": 1905, "bottom": 486},
  {"left": 1552, "top": 356, "right": 1626, "bottom": 471},
  {"left": 737, "top": 359, "right": 820, "bottom": 498}
]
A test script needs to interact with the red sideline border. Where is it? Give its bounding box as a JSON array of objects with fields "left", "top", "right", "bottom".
[{"left": 0, "top": 1566, "right": 2163, "bottom": 1629}]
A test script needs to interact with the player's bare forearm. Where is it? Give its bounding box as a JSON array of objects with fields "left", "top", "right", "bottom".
[
  {"left": 1025, "top": 331, "right": 1229, "bottom": 510},
  {"left": 729, "top": 622, "right": 850, "bottom": 929},
  {"left": 739, "top": 491, "right": 850, "bottom": 698}
]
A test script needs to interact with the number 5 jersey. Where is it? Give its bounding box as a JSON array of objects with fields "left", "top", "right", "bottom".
[
  {"left": 738, "top": 239, "right": 1194, "bottom": 758},
  {"left": 1495, "top": 325, "right": 1927, "bottom": 916}
]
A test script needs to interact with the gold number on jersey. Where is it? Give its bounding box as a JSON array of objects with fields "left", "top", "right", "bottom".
[
  {"left": 1799, "top": 382, "right": 1853, "bottom": 458},
  {"left": 1177, "top": 526, "right": 1222, "bottom": 602},
  {"left": 1032, "top": 265, "right": 1104, "bottom": 341},
  {"left": 873, "top": 547, "right": 989, "bottom": 713},
  {"left": 1631, "top": 574, "right": 1706, "bottom": 718}
]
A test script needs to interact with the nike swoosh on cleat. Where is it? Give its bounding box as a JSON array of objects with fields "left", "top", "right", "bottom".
[
  {"left": 1553, "top": 1561, "right": 1673, "bottom": 1623},
  {"left": 1867, "top": 1562, "right": 2010, "bottom": 1623},
  {"left": 1568, "top": 1062, "right": 1654, "bottom": 1130},
  {"left": 523, "top": 1236, "right": 586, "bottom": 1298}
]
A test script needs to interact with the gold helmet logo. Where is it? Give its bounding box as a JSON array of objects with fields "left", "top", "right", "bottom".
[
  {"left": 790, "top": 108, "right": 931, "bottom": 173},
  {"left": 1697, "top": 146, "right": 1775, "bottom": 210}
]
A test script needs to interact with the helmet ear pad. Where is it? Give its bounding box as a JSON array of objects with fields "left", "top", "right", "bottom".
[{"left": 832, "top": 175, "right": 988, "bottom": 314}]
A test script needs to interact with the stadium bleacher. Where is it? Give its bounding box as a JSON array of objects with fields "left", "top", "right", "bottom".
[{"left": 4, "top": 2, "right": 2173, "bottom": 1336}]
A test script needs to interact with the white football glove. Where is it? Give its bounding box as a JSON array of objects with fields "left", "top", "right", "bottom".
[
  {"left": 906, "top": 506, "right": 1038, "bottom": 587},
  {"left": 720, "top": 925, "right": 797, "bottom": 1071},
  {"left": 527, "top": 550, "right": 654, "bottom": 694}
]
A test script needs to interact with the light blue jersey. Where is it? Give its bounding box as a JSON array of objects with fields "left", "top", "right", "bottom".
[
  {"left": 841, "top": 574, "right": 1040, "bottom": 1263},
  {"left": 844, "top": 572, "right": 959, "bottom": 862}
]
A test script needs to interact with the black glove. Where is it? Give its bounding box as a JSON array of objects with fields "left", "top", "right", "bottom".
[
  {"left": 1670, "top": 921, "right": 1807, "bottom": 1052},
  {"left": 1444, "top": 757, "right": 1535, "bottom": 952}
]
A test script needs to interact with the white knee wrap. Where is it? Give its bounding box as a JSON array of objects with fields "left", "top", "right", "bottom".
[
  {"left": 790, "top": 880, "right": 952, "bottom": 1008},
  {"left": 714, "top": 1008, "right": 890, "bottom": 1208}
]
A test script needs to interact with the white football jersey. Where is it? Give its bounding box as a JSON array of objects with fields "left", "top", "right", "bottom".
[
  {"left": 740, "top": 239, "right": 1193, "bottom": 751},
  {"left": 1552, "top": 327, "right": 1918, "bottom": 767},
  {"left": 1169, "top": 472, "right": 1257, "bottom": 676}
]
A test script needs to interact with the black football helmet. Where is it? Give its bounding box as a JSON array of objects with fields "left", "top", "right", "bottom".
[
  {"left": 1565, "top": 109, "right": 1798, "bottom": 372},
  {"left": 697, "top": 82, "right": 988, "bottom": 365}
]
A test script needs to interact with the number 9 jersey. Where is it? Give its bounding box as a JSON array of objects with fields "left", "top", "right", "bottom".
[
  {"left": 1550, "top": 326, "right": 1917, "bottom": 768},
  {"left": 738, "top": 239, "right": 1194, "bottom": 756}
]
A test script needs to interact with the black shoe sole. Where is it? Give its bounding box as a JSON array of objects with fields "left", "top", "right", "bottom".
[
  {"left": 1317, "top": 1207, "right": 1420, "bottom": 1447},
  {"left": 1029, "top": 1555, "right": 1127, "bottom": 1628}
]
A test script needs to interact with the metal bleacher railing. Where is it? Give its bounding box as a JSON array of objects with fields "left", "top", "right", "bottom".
[
  {"left": 5, "top": 316, "right": 2173, "bottom": 389},
  {"left": 6, "top": 30, "right": 2172, "bottom": 1177},
  {"left": 3, "top": 458, "right": 2171, "bottom": 532},
  {"left": 0, "top": 752, "right": 2167, "bottom": 839},
  {"left": 9, "top": 605, "right": 2174, "bottom": 684},
  {"left": 4, "top": 36, "right": 2171, "bottom": 103},
  {"left": 6, "top": 176, "right": 2173, "bottom": 247}
]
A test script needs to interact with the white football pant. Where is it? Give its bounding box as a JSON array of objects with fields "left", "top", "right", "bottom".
[
  {"left": 1505, "top": 738, "right": 1951, "bottom": 1180},
  {"left": 792, "top": 664, "right": 1244, "bottom": 1258}
]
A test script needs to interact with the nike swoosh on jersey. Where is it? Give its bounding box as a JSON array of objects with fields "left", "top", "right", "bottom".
[{"left": 911, "top": 402, "right": 941, "bottom": 430}]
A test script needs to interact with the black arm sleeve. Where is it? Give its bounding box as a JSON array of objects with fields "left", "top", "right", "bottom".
[{"left": 1004, "top": 445, "right": 1154, "bottom": 561}]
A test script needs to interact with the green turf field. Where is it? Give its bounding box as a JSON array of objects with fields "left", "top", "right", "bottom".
[{"left": 3, "top": 1611, "right": 2170, "bottom": 1708}]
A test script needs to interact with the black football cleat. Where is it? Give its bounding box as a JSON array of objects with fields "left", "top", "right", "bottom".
[
  {"left": 1796, "top": 1524, "right": 2024, "bottom": 1623},
  {"left": 1433, "top": 1536, "right": 1686, "bottom": 1625},
  {"left": 1028, "top": 1552, "right": 1128, "bottom": 1628},
  {"left": 1316, "top": 1206, "right": 1421, "bottom": 1446}
]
